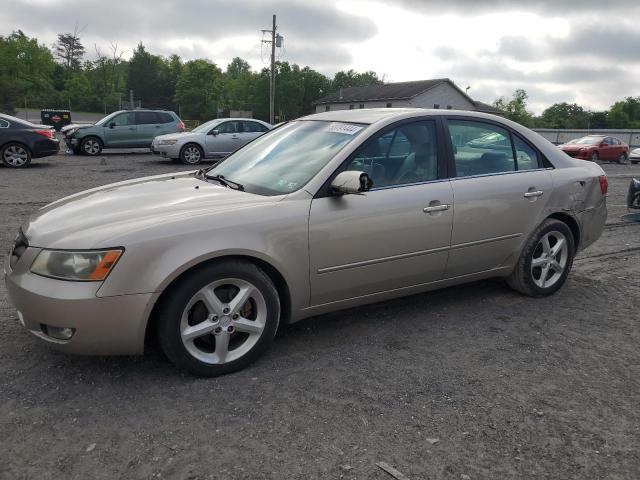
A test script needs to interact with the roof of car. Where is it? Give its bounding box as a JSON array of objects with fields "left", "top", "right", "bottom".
[{"left": 300, "top": 108, "right": 499, "bottom": 125}]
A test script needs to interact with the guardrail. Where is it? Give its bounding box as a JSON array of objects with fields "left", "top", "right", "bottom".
[{"left": 533, "top": 129, "right": 640, "bottom": 148}]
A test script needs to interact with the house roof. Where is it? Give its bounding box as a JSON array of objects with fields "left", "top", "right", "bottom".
[
  {"left": 313, "top": 78, "right": 504, "bottom": 116},
  {"left": 313, "top": 79, "right": 452, "bottom": 105}
]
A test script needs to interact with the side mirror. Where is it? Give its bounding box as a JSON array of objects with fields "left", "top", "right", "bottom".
[
  {"left": 108, "top": 122, "right": 116, "bottom": 128},
  {"left": 210, "top": 129, "right": 219, "bottom": 136},
  {"left": 331, "top": 171, "right": 373, "bottom": 195}
]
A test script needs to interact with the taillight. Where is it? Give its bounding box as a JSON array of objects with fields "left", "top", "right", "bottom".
[
  {"left": 598, "top": 175, "right": 608, "bottom": 195},
  {"left": 34, "top": 129, "right": 55, "bottom": 139},
  {"left": 177, "top": 122, "right": 185, "bottom": 131}
]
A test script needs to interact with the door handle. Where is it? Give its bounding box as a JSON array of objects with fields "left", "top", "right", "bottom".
[
  {"left": 523, "top": 190, "right": 544, "bottom": 198},
  {"left": 423, "top": 204, "right": 450, "bottom": 213}
]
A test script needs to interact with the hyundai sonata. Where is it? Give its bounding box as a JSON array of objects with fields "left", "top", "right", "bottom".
[{"left": 5, "top": 109, "right": 607, "bottom": 376}]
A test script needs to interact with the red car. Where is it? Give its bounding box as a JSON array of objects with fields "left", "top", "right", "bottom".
[{"left": 559, "top": 135, "right": 629, "bottom": 163}]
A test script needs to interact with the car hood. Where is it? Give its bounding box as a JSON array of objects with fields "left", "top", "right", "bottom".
[
  {"left": 560, "top": 144, "right": 591, "bottom": 151},
  {"left": 154, "top": 132, "right": 199, "bottom": 142},
  {"left": 22, "top": 172, "right": 281, "bottom": 249},
  {"left": 61, "top": 123, "right": 95, "bottom": 133}
]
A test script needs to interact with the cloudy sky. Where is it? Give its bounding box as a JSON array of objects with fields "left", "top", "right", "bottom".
[{"left": 3, "top": 0, "right": 639, "bottom": 113}]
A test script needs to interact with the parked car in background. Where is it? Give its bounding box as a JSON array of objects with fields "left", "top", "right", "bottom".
[
  {"left": 559, "top": 135, "right": 629, "bottom": 163},
  {"left": 62, "top": 110, "right": 184, "bottom": 156},
  {"left": 629, "top": 147, "right": 640, "bottom": 164},
  {"left": 5, "top": 108, "right": 608, "bottom": 376},
  {"left": 0, "top": 113, "right": 59, "bottom": 168},
  {"left": 152, "top": 118, "right": 272, "bottom": 164}
]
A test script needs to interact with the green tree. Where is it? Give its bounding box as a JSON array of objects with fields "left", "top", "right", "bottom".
[
  {"left": 126, "top": 43, "right": 174, "bottom": 109},
  {"left": 540, "top": 102, "right": 590, "bottom": 129},
  {"left": 493, "top": 89, "right": 533, "bottom": 127},
  {"left": 175, "top": 59, "right": 223, "bottom": 120},
  {"left": 0, "top": 30, "right": 57, "bottom": 112},
  {"left": 55, "top": 31, "right": 85, "bottom": 69},
  {"left": 607, "top": 97, "right": 640, "bottom": 129},
  {"left": 332, "top": 69, "right": 382, "bottom": 91}
]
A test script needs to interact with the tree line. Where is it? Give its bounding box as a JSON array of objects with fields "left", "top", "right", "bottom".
[
  {"left": 0, "top": 30, "right": 381, "bottom": 122},
  {"left": 494, "top": 89, "right": 640, "bottom": 130},
  {"left": 1, "top": 29, "right": 639, "bottom": 128}
]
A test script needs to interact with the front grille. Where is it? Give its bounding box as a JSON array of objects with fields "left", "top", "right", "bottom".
[{"left": 9, "top": 230, "right": 28, "bottom": 269}]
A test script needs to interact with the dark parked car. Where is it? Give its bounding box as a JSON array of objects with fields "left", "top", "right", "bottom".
[
  {"left": 62, "top": 109, "right": 184, "bottom": 156},
  {"left": 0, "top": 113, "right": 59, "bottom": 168},
  {"left": 559, "top": 135, "right": 629, "bottom": 163}
]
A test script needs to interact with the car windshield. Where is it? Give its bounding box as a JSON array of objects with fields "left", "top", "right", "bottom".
[
  {"left": 191, "top": 120, "right": 220, "bottom": 133},
  {"left": 95, "top": 111, "right": 121, "bottom": 126},
  {"left": 206, "top": 120, "right": 365, "bottom": 196},
  {"left": 575, "top": 136, "right": 603, "bottom": 145}
]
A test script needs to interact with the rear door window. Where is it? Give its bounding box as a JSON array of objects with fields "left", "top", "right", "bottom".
[
  {"left": 243, "top": 121, "right": 268, "bottom": 133},
  {"left": 136, "top": 112, "right": 160, "bottom": 125},
  {"left": 157, "top": 112, "right": 174, "bottom": 123}
]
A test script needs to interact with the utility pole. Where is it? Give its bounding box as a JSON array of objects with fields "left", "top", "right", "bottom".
[
  {"left": 262, "top": 15, "right": 283, "bottom": 125},
  {"left": 129, "top": 89, "right": 134, "bottom": 110}
]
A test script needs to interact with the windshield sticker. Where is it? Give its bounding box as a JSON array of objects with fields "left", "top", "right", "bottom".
[{"left": 326, "top": 123, "right": 363, "bottom": 135}]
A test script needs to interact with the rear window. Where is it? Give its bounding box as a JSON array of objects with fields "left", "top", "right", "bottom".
[
  {"left": 157, "top": 112, "right": 175, "bottom": 123},
  {"left": 244, "top": 121, "right": 268, "bottom": 133}
]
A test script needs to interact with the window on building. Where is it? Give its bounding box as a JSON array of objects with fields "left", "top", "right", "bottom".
[
  {"left": 349, "top": 104, "right": 355, "bottom": 110},
  {"left": 433, "top": 104, "right": 440, "bottom": 109},
  {"left": 386, "top": 103, "right": 392, "bottom": 108},
  {"left": 446, "top": 105, "right": 453, "bottom": 110},
  {"left": 359, "top": 104, "right": 365, "bottom": 109},
  {"left": 325, "top": 105, "right": 330, "bottom": 112}
]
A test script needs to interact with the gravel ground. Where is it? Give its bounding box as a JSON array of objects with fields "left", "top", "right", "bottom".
[{"left": 1, "top": 150, "right": 639, "bottom": 480}]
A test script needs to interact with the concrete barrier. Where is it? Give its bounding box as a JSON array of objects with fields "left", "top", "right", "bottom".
[{"left": 534, "top": 129, "right": 640, "bottom": 148}]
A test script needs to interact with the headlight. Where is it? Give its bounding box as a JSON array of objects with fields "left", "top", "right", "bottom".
[
  {"left": 30, "top": 249, "right": 123, "bottom": 281},
  {"left": 65, "top": 128, "right": 79, "bottom": 137},
  {"left": 158, "top": 139, "right": 178, "bottom": 146}
]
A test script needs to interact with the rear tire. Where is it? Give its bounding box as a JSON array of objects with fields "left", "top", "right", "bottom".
[
  {"left": 180, "top": 143, "right": 204, "bottom": 165},
  {"left": 617, "top": 153, "right": 628, "bottom": 164},
  {"left": 1, "top": 142, "right": 31, "bottom": 168},
  {"left": 156, "top": 260, "right": 280, "bottom": 377},
  {"left": 507, "top": 219, "right": 575, "bottom": 297},
  {"left": 81, "top": 136, "right": 103, "bottom": 156}
]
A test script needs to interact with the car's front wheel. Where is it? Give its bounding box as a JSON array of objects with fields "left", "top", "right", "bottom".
[
  {"left": 590, "top": 151, "right": 599, "bottom": 162},
  {"left": 1, "top": 142, "right": 32, "bottom": 168},
  {"left": 180, "top": 144, "right": 204, "bottom": 165},
  {"left": 157, "top": 260, "right": 281, "bottom": 377},
  {"left": 81, "top": 136, "right": 103, "bottom": 156},
  {"left": 507, "top": 219, "right": 575, "bottom": 297}
]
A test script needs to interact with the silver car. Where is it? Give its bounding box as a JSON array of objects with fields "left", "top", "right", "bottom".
[
  {"left": 151, "top": 118, "right": 272, "bottom": 164},
  {"left": 5, "top": 109, "right": 607, "bottom": 377}
]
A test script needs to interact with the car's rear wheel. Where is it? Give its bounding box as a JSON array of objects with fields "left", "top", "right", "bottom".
[
  {"left": 1, "top": 143, "right": 31, "bottom": 168},
  {"left": 180, "top": 144, "right": 204, "bottom": 165},
  {"left": 617, "top": 153, "right": 628, "bottom": 164},
  {"left": 81, "top": 137, "right": 103, "bottom": 156},
  {"left": 507, "top": 219, "right": 575, "bottom": 297},
  {"left": 590, "top": 151, "right": 599, "bottom": 162},
  {"left": 157, "top": 260, "right": 280, "bottom": 377}
]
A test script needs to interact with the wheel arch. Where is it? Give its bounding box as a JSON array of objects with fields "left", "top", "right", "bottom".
[
  {"left": 546, "top": 211, "right": 581, "bottom": 250},
  {"left": 143, "top": 254, "right": 292, "bottom": 350},
  {"left": 1, "top": 140, "right": 32, "bottom": 154}
]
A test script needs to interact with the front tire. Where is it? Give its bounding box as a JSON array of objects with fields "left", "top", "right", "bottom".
[
  {"left": 157, "top": 260, "right": 281, "bottom": 377},
  {"left": 507, "top": 219, "right": 575, "bottom": 297},
  {"left": 180, "top": 143, "right": 204, "bottom": 165},
  {"left": 1, "top": 142, "right": 31, "bottom": 168},
  {"left": 590, "top": 151, "right": 599, "bottom": 162},
  {"left": 81, "top": 136, "right": 103, "bottom": 156}
]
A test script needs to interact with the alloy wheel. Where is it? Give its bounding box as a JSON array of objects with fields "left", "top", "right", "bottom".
[
  {"left": 83, "top": 139, "right": 101, "bottom": 155},
  {"left": 530, "top": 230, "right": 569, "bottom": 289},
  {"left": 180, "top": 278, "right": 267, "bottom": 364},
  {"left": 183, "top": 146, "right": 202, "bottom": 164},
  {"left": 3, "top": 145, "right": 29, "bottom": 167}
]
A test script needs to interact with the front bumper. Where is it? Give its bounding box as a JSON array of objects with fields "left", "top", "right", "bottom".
[
  {"left": 4, "top": 247, "right": 155, "bottom": 355},
  {"left": 151, "top": 142, "right": 181, "bottom": 158}
]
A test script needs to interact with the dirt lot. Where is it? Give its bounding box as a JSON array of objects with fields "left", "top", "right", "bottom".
[{"left": 1, "top": 150, "right": 639, "bottom": 480}]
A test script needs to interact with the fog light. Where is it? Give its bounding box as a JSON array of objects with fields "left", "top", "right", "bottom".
[{"left": 41, "top": 324, "right": 75, "bottom": 340}]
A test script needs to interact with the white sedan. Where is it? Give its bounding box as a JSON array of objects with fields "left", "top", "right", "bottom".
[{"left": 152, "top": 118, "right": 272, "bottom": 164}]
